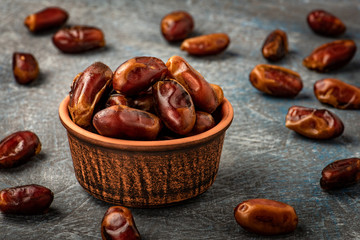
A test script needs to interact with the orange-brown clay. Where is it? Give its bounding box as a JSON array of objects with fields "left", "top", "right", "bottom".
[{"left": 59, "top": 95, "right": 233, "bottom": 207}]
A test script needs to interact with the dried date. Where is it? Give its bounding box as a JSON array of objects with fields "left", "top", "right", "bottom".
[
  {"left": 303, "top": 40, "right": 356, "bottom": 72},
  {"left": 285, "top": 105, "right": 344, "bottom": 139},
  {"left": 186, "top": 111, "right": 216, "bottom": 136},
  {"left": 93, "top": 105, "right": 161, "bottom": 140},
  {"left": 68, "top": 62, "right": 113, "bottom": 128},
  {"left": 320, "top": 158, "right": 360, "bottom": 190},
  {"left": 161, "top": 11, "right": 194, "bottom": 42},
  {"left": 113, "top": 57, "right": 167, "bottom": 96},
  {"left": 52, "top": 26, "right": 105, "bottom": 53},
  {"left": 101, "top": 206, "right": 141, "bottom": 240},
  {"left": 249, "top": 64, "right": 303, "bottom": 98},
  {"left": 106, "top": 93, "right": 129, "bottom": 108},
  {"left": 314, "top": 78, "right": 360, "bottom": 109},
  {"left": 0, "top": 184, "right": 53, "bottom": 214},
  {"left": 262, "top": 29, "right": 288, "bottom": 61},
  {"left": 12, "top": 52, "right": 39, "bottom": 85},
  {"left": 234, "top": 198, "right": 298, "bottom": 235},
  {"left": 180, "top": 33, "right": 230, "bottom": 56},
  {"left": 307, "top": 10, "right": 346, "bottom": 37},
  {"left": 24, "top": 7, "right": 68, "bottom": 33},
  {"left": 129, "top": 93, "right": 155, "bottom": 113},
  {"left": 210, "top": 83, "right": 224, "bottom": 107},
  {"left": 153, "top": 79, "right": 196, "bottom": 135},
  {"left": 0, "top": 131, "right": 41, "bottom": 168},
  {"left": 166, "top": 55, "right": 221, "bottom": 113}
]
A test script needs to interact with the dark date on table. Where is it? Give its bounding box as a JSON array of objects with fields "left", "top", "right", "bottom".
[
  {"left": 261, "top": 29, "right": 288, "bottom": 61},
  {"left": 234, "top": 198, "right": 298, "bottom": 235},
  {"left": 285, "top": 105, "right": 344, "bottom": 140},
  {"left": 0, "top": 184, "right": 53, "bottom": 214},
  {"left": 314, "top": 78, "right": 360, "bottom": 110},
  {"left": 303, "top": 40, "right": 356, "bottom": 72},
  {"left": 0, "top": 131, "right": 41, "bottom": 168},
  {"left": 101, "top": 206, "right": 141, "bottom": 240},
  {"left": 249, "top": 64, "right": 303, "bottom": 98},
  {"left": 307, "top": 9, "right": 346, "bottom": 37},
  {"left": 320, "top": 158, "right": 360, "bottom": 190}
]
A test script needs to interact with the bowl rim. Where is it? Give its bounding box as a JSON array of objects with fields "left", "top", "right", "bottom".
[{"left": 59, "top": 95, "right": 233, "bottom": 151}]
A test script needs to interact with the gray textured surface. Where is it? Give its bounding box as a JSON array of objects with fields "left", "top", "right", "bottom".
[{"left": 1, "top": 0, "right": 360, "bottom": 239}]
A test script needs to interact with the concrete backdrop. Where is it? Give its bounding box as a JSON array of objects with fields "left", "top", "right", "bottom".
[{"left": 0, "top": 0, "right": 359, "bottom": 239}]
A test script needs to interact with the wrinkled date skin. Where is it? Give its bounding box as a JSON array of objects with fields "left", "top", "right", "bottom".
[
  {"left": 93, "top": 105, "right": 161, "bottom": 140},
  {"left": 320, "top": 158, "right": 360, "bottom": 190},
  {"left": 13, "top": 52, "right": 39, "bottom": 85},
  {"left": 68, "top": 62, "right": 113, "bottom": 128},
  {"left": 52, "top": 26, "right": 105, "bottom": 53},
  {"left": 303, "top": 40, "right": 357, "bottom": 72},
  {"left": 249, "top": 64, "right": 303, "bottom": 98},
  {"left": 161, "top": 11, "right": 194, "bottom": 42},
  {"left": 0, "top": 184, "right": 54, "bottom": 214},
  {"left": 180, "top": 33, "right": 230, "bottom": 56},
  {"left": 153, "top": 79, "right": 196, "bottom": 135},
  {"left": 113, "top": 57, "right": 168, "bottom": 96},
  {"left": 262, "top": 29, "right": 288, "bottom": 61},
  {"left": 186, "top": 111, "right": 216, "bottom": 136},
  {"left": 314, "top": 78, "right": 360, "bottom": 109},
  {"left": 0, "top": 131, "right": 41, "bottom": 168},
  {"left": 234, "top": 199, "right": 298, "bottom": 235},
  {"left": 285, "top": 105, "right": 344, "bottom": 139},
  {"left": 106, "top": 94, "right": 129, "bottom": 108},
  {"left": 166, "top": 55, "right": 221, "bottom": 113},
  {"left": 307, "top": 10, "right": 346, "bottom": 37},
  {"left": 24, "top": 7, "right": 68, "bottom": 33},
  {"left": 101, "top": 206, "right": 141, "bottom": 240}
]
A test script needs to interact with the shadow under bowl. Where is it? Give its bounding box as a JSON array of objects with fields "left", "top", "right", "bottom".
[{"left": 59, "top": 96, "right": 233, "bottom": 208}]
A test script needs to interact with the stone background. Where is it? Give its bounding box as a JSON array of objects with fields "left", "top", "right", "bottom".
[{"left": 0, "top": 0, "right": 359, "bottom": 239}]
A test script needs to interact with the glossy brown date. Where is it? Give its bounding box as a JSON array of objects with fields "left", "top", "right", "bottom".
[
  {"left": 186, "top": 111, "right": 216, "bottom": 136},
  {"left": 314, "top": 78, "right": 360, "bottom": 109},
  {"left": 180, "top": 33, "right": 230, "bottom": 56},
  {"left": 234, "top": 198, "right": 298, "bottom": 235},
  {"left": 320, "top": 158, "right": 360, "bottom": 190},
  {"left": 210, "top": 83, "right": 224, "bottom": 106},
  {"left": 249, "top": 64, "right": 303, "bottom": 98},
  {"left": 262, "top": 29, "right": 288, "bottom": 61},
  {"left": 68, "top": 62, "right": 113, "bottom": 128},
  {"left": 12, "top": 52, "right": 39, "bottom": 85},
  {"left": 24, "top": 7, "right": 68, "bottom": 33},
  {"left": 0, "top": 131, "right": 41, "bottom": 168},
  {"left": 0, "top": 184, "right": 53, "bottom": 214},
  {"left": 101, "top": 206, "right": 141, "bottom": 240},
  {"left": 52, "top": 26, "right": 105, "bottom": 53},
  {"left": 166, "top": 55, "right": 221, "bottom": 113},
  {"left": 161, "top": 11, "right": 194, "bottom": 42},
  {"left": 93, "top": 105, "right": 161, "bottom": 140},
  {"left": 303, "top": 40, "right": 356, "bottom": 72},
  {"left": 106, "top": 94, "right": 129, "bottom": 108},
  {"left": 153, "top": 79, "right": 196, "bottom": 135},
  {"left": 307, "top": 10, "right": 346, "bottom": 37},
  {"left": 285, "top": 105, "right": 344, "bottom": 139},
  {"left": 113, "top": 57, "right": 167, "bottom": 96}
]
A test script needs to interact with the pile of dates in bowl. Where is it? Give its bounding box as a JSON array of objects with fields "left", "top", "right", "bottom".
[
  {"left": 59, "top": 55, "right": 233, "bottom": 207},
  {"left": 68, "top": 55, "right": 225, "bottom": 140}
]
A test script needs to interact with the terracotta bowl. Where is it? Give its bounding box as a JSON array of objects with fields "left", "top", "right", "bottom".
[{"left": 59, "top": 95, "right": 233, "bottom": 208}]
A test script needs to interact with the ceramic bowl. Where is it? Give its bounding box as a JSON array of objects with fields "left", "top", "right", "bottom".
[{"left": 59, "top": 95, "right": 233, "bottom": 207}]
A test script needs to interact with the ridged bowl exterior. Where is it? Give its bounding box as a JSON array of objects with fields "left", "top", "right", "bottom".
[{"left": 59, "top": 96, "right": 233, "bottom": 207}]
